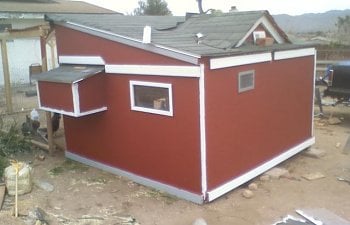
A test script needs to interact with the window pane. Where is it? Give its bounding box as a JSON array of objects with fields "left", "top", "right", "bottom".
[{"left": 134, "top": 85, "right": 170, "bottom": 111}]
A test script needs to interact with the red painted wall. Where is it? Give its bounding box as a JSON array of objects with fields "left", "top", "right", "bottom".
[
  {"left": 38, "top": 81, "right": 74, "bottom": 112},
  {"left": 78, "top": 73, "right": 106, "bottom": 112},
  {"left": 55, "top": 26, "right": 202, "bottom": 193},
  {"left": 55, "top": 25, "right": 193, "bottom": 66},
  {"left": 205, "top": 56, "right": 314, "bottom": 190}
]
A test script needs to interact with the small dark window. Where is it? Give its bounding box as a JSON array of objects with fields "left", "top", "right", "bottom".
[
  {"left": 0, "top": 24, "right": 12, "bottom": 32},
  {"left": 238, "top": 70, "right": 255, "bottom": 93}
]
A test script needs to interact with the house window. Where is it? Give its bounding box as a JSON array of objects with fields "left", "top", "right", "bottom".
[
  {"left": 238, "top": 70, "right": 255, "bottom": 93},
  {"left": 253, "top": 31, "right": 266, "bottom": 43},
  {"left": 130, "top": 81, "right": 173, "bottom": 116},
  {"left": 0, "top": 24, "right": 12, "bottom": 32}
]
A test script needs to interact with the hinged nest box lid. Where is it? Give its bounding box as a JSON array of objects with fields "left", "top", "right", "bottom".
[{"left": 34, "top": 64, "right": 107, "bottom": 117}]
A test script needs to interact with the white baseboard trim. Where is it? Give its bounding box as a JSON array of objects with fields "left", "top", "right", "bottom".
[
  {"left": 206, "top": 137, "right": 315, "bottom": 202},
  {"left": 65, "top": 151, "right": 204, "bottom": 204}
]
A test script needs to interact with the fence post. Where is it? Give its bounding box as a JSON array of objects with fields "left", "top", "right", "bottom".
[{"left": 1, "top": 38, "right": 13, "bottom": 113}]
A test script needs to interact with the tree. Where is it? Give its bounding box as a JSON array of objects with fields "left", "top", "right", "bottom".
[
  {"left": 133, "top": 0, "right": 172, "bottom": 16},
  {"left": 196, "top": 0, "right": 217, "bottom": 14},
  {"left": 335, "top": 15, "right": 350, "bottom": 45},
  {"left": 197, "top": 0, "right": 204, "bottom": 14}
]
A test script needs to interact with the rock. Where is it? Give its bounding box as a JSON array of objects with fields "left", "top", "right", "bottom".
[
  {"left": 248, "top": 182, "right": 258, "bottom": 190},
  {"left": 25, "top": 207, "right": 48, "bottom": 225},
  {"left": 34, "top": 180, "right": 54, "bottom": 192},
  {"left": 36, "top": 154, "right": 45, "bottom": 161},
  {"left": 336, "top": 142, "right": 342, "bottom": 148},
  {"left": 303, "top": 148, "right": 326, "bottom": 158},
  {"left": 302, "top": 172, "right": 326, "bottom": 181},
  {"left": 328, "top": 117, "right": 342, "bottom": 125},
  {"left": 259, "top": 175, "right": 270, "bottom": 181},
  {"left": 242, "top": 189, "right": 254, "bottom": 199},
  {"left": 264, "top": 167, "right": 290, "bottom": 179},
  {"left": 192, "top": 218, "right": 207, "bottom": 225}
]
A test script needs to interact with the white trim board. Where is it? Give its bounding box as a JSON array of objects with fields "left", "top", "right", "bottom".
[
  {"left": 274, "top": 48, "right": 315, "bottom": 60},
  {"left": 59, "top": 55, "right": 105, "bottom": 65},
  {"left": 312, "top": 52, "right": 317, "bottom": 137},
  {"left": 39, "top": 106, "right": 107, "bottom": 117},
  {"left": 206, "top": 137, "right": 315, "bottom": 202},
  {"left": 199, "top": 64, "right": 207, "bottom": 197},
  {"left": 72, "top": 83, "right": 80, "bottom": 115},
  {"left": 210, "top": 52, "right": 272, "bottom": 69},
  {"left": 106, "top": 65, "right": 201, "bottom": 77},
  {"left": 36, "top": 83, "right": 42, "bottom": 109},
  {"left": 66, "top": 151, "right": 204, "bottom": 204}
]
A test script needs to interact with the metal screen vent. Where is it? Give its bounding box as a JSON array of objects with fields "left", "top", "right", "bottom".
[{"left": 238, "top": 70, "right": 255, "bottom": 93}]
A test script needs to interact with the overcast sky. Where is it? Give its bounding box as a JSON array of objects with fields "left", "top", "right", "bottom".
[{"left": 81, "top": 0, "right": 350, "bottom": 16}]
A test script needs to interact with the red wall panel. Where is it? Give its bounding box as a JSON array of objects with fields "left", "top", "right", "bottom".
[
  {"left": 55, "top": 25, "right": 193, "bottom": 66},
  {"left": 38, "top": 81, "right": 74, "bottom": 112},
  {"left": 205, "top": 56, "right": 314, "bottom": 190},
  {"left": 78, "top": 73, "right": 106, "bottom": 112},
  {"left": 64, "top": 74, "right": 202, "bottom": 193}
]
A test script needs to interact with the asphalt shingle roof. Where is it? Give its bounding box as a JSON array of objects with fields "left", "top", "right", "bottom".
[
  {"left": 47, "top": 11, "right": 294, "bottom": 56},
  {"left": 0, "top": 0, "right": 116, "bottom": 14}
]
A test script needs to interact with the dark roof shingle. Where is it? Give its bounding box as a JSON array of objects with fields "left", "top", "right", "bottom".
[
  {"left": 0, "top": 0, "right": 117, "bottom": 14},
  {"left": 47, "top": 11, "right": 293, "bottom": 56}
]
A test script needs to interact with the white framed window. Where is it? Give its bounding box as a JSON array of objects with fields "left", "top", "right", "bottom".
[
  {"left": 130, "top": 81, "right": 173, "bottom": 116},
  {"left": 238, "top": 70, "right": 255, "bottom": 93},
  {"left": 253, "top": 31, "right": 266, "bottom": 43}
]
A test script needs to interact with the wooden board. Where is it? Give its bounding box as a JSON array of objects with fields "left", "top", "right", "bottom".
[
  {"left": 0, "top": 185, "right": 5, "bottom": 210},
  {"left": 300, "top": 208, "right": 350, "bottom": 225}
]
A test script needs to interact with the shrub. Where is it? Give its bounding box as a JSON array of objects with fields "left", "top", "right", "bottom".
[
  {"left": 0, "top": 123, "right": 33, "bottom": 157},
  {"left": 0, "top": 155, "right": 9, "bottom": 178}
]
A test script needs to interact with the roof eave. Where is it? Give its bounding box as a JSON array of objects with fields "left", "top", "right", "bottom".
[
  {"left": 201, "top": 44, "right": 315, "bottom": 58},
  {"left": 0, "top": 12, "right": 45, "bottom": 19},
  {"left": 56, "top": 21, "right": 201, "bottom": 65}
]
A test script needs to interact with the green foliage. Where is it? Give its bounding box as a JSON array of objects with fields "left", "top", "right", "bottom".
[
  {"left": 336, "top": 15, "right": 350, "bottom": 33},
  {"left": 133, "top": 0, "right": 172, "bottom": 16},
  {"left": 335, "top": 15, "right": 350, "bottom": 45},
  {"left": 0, "top": 155, "right": 9, "bottom": 178},
  {"left": 0, "top": 123, "right": 32, "bottom": 157},
  {"left": 49, "top": 159, "right": 89, "bottom": 176}
]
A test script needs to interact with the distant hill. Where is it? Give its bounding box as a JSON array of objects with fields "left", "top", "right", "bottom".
[{"left": 273, "top": 9, "right": 350, "bottom": 33}]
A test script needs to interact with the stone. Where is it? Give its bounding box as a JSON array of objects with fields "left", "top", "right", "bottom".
[
  {"left": 34, "top": 180, "right": 54, "bottom": 192},
  {"left": 248, "top": 182, "right": 258, "bottom": 190},
  {"left": 25, "top": 207, "right": 48, "bottom": 225},
  {"left": 328, "top": 117, "right": 342, "bottom": 125},
  {"left": 336, "top": 142, "right": 342, "bottom": 148},
  {"left": 259, "top": 175, "right": 270, "bottom": 181},
  {"left": 302, "top": 172, "right": 326, "bottom": 181},
  {"left": 264, "top": 167, "right": 290, "bottom": 179},
  {"left": 36, "top": 154, "right": 45, "bottom": 161},
  {"left": 192, "top": 218, "right": 207, "bottom": 225},
  {"left": 242, "top": 189, "right": 254, "bottom": 199},
  {"left": 303, "top": 148, "right": 326, "bottom": 158}
]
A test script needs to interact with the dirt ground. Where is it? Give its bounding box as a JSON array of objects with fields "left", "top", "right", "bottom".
[{"left": 1, "top": 90, "right": 350, "bottom": 225}]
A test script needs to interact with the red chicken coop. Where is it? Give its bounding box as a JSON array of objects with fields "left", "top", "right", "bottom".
[{"left": 34, "top": 11, "right": 315, "bottom": 203}]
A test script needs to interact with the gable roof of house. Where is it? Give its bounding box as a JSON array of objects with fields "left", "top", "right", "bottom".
[
  {"left": 0, "top": 0, "right": 116, "bottom": 14},
  {"left": 47, "top": 11, "right": 295, "bottom": 58}
]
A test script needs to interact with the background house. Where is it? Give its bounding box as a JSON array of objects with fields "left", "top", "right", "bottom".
[
  {"left": 35, "top": 11, "right": 315, "bottom": 203},
  {"left": 0, "top": 0, "right": 117, "bottom": 86}
]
